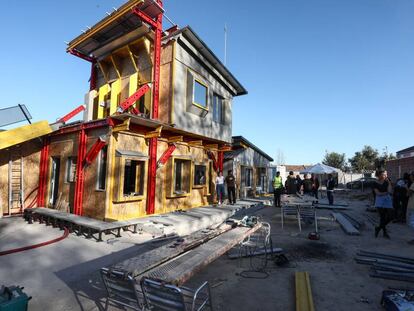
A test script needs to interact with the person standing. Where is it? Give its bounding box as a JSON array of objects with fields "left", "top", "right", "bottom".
[
  {"left": 302, "top": 174, "right": 313, "bottom": 195},
  {"left": 311, "top": 173, "right": 320, "bottom": 199},
  {"left": 393, "top": 173, "right": 409, "bottom": 223},
  {"left": 225, "top": 170, "right": 236, "bottom": 205},
  {"left": 373, "top": 170, "right": 393, "bottom": 239},
  {"left": 407, "top": 172, "right": 414, "bottom": 244},
  {"left": 296, "top": 175, "right": 303, "bottom": 193},
  {"left": 272, "top": 171, "right": 283, "bottom": 207},
  {"left": 285, "top": 171, "right": 297, "bottom": 194},
  {"left": 215, "top": 171, "right": 225, "bottom": 205},
  {"left": 326, "top": 174, "right": 335, "bottom": 205}
]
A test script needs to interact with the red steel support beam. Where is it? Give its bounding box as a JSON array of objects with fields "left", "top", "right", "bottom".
[
  {"left": 57, "top": 105, "right": 86, "bottom": 124},
  {"left": 117, "top": 83, "right": 152, "bottom": 113},
  {"left": 90, "top": 61, "right": 97, "bottom": 91},
  {"left": 218, "top": 151, "right": 224, "bottom": 172},
  {"left": 157, "top": 144, "right": 176, "bottom": 168},
  {"left": 37, "top": 137, "right": 50, "bottom": 207},
  {"left": 207, "top": 151, "right": 218, "bottom": 172},
  {"left": 83, "top": 137, "right": 107, "bottom": 166},
  {"left": 141, "top": 1, "right": 163, "bottom": 215},
  {"left": 132, "top": 8, "right": 158, "bottom": 28},
  {"left": 73, "top": 129, "right": 87, "bottom": 215}
]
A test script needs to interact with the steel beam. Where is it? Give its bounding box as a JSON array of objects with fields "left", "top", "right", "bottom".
[
  {"left": 57, "top": 105, "right": 86, "bottom": 124},
  {"left": 73, "top": 129, "right": 87, "bottom": 215},
  {"left": 157, "top": 144, "right": 176, "bottom": 168},
  {"left": 84, "top": 136, "right": 107, "bottom": 166},
  {"left": 37, "top": 137, "right": 50, "bottom": 207},
  {"left": 117, "top": 83, "right": 152, "bottom": 113}
]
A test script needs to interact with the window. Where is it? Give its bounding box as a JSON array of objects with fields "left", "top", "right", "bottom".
[
  {"left": 173, "top": 159, "right": 191, "bottom": 195},
  {"left": 193, "top": 165, "right": 207, "bottom": 187},
  {"left": 245, "top": 168, "right": 253, "bottom": 187},
  {"left": 66, "top": 157, "right": 77, "bottom": 183},
  {"left": 123, "top": 159, "right": 145, "bottom": 196},
  {"left": 213, "top": 94, "right": 224, "bottom": 124},
  {"left": 193, "top": 80, "right": 208, "bottom": 108},
  {"left": 97, "top": 146, "right": 107, "bottom": 190}
]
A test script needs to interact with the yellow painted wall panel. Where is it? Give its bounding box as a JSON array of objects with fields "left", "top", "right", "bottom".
[
  {"left": 109, "top": 79, "right": 121, "bottom": 115},
  {"left": 98, "top": 84, "right": 110, "bottom": 119}
]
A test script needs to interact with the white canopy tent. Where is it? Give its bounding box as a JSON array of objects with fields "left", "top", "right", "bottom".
[{"left": 300, "top": 163, "right": 341, "bottom": 175}]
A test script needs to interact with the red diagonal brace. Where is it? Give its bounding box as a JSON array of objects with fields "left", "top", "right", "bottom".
[
  {"left": 83, "top": 136, "right": 107, "bottom": 167},
  {"left": 157, "top": 144, "right": 176, "bottom": 168},
  {"left": 132, "top": 8, "right": 157, "bottom": 28},
  {"left": 218, "top": 151, "right": 224, "bottom": 172},
  {"left": 117, "top": 83, "right": 152, "bottom": 113},
  {"left": 57, "top": 105, "right": 86, "bottom": 123}
]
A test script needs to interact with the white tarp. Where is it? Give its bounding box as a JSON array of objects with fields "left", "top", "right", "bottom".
[{"left": 300, "top": 163, "right": 341, "bottom": 174}]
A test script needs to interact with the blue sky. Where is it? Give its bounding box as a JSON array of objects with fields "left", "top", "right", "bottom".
[{"left": 1, "top": 0, "right": 413, "bottom": 164}]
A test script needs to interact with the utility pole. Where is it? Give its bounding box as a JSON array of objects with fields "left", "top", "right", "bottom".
[{"left": 224, "top": 23, "right": 227, "bottom": 66}]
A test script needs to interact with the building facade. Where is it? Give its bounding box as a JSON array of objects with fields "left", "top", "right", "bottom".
[
  {"left": 0, "top": 0, "right": 246, "bottom": 220},
  {"left": 223, "top": 136, "right": 273, "bottom": 198}
]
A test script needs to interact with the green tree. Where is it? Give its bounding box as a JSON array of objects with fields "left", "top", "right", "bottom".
[
  {"left": 322, "top": 151, "right": 346, "bottom": 170},
  {"left": 348, "top": 145, "right": 379, "bottom": 172}
]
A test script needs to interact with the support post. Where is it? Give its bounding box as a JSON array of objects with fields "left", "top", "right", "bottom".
[
  {"left": 218, "top": 151, "right": 224, "bottom": 172},
  {"left": 73, "top": 129, "right": 87, "bottom": 215},
  {"left": 133, "top": 0, "right": 163, "bottom": 215},
  {"left": 37, "top": 137, "right": 50, "bottom": 207}
]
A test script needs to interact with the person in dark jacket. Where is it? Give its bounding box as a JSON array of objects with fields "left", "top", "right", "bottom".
[
  {"left": 393, "top": 172, "right": 409, "bottom": 223},
  {"left": 285, "top": 171, "right": 297, "bottom": 194},
  {"left": 311, "top": 173, "right": 320, "bottom": 199},
  {"left": 225, "top": 170, "right": 236, "bottom": 205},
  {"left": 373, "top": 170, "right": 393, "bottom": 238},
  {"left": 296, "top": 175, "right": 303, "bottom": 193},
  {"left": 326, "top": 174, "right": 335, "bottom": 205},
  {"left": 302, "top": 174, "right": 313, "bottom": 195}
]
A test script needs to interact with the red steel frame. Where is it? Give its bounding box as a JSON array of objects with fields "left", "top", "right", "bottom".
[
  {"left": 73, "top": 129, "right": 88, "bottom": 215},
  {"left": 117, "top": 83, "right": 151, "bottom": 113},
  {"left": 57, "top": 105, "right": 86, "bottom": 123},
  {"left": 217, "top": 151, "right": 224, "bottom": 173},
  {"left": 133, "top": 1, "right": 163, "bottom": 215},
  {"left": 84, "top": 137, "right": 107, "bottom": 166},
  {"left": 157, "top": 144, "right": 176, "bottom": 168},
  {"left": 37, "top": 137, "right": 50, "bottom": 207}
]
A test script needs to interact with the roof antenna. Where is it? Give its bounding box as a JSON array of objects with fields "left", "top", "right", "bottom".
[{"left": 224, "top": 23, "right": 227, "bottom": 66}]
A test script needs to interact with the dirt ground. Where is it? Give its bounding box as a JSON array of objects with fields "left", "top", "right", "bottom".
[
  {"left": 187, "top": 191, "right": 414, "bottom": 311},
  {"left": 0, "top": 190, "right": 413, "bottom": 310}
]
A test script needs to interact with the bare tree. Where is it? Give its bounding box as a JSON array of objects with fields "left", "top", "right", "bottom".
[{"left": 275, "top": 149, "right": 286, "bottom": 165}]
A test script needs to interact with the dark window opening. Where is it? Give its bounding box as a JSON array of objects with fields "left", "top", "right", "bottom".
[
  {"left": 194, "top": 165, "right": 206, "bottom": 186},
  {"left": 97, "top": 146, "right": 107, "bottom": 190},
  {"left": 123, "top": 159, "right": 144, "bottom": 196}
]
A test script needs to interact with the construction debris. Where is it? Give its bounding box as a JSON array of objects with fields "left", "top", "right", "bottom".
[
  {"left": 331, "top": 212, "right": 360, "bottom": 235},
  {"left": 356, "top": 250, "right": 414, "bottom": 283}
]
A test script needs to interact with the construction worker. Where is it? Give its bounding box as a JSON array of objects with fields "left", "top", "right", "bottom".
[
  {"left": 285, "top": 171, "right": 297, "bottom": 194},
  {"left": 272, "top": 171, "right": 283, "bottom": 207}
]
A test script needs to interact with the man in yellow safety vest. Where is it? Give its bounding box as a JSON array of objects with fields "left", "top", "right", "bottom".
[{"left": 273, "top": 171, "right": 284, "bottom": 207}]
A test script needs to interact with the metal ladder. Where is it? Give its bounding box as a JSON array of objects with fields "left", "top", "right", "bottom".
[{"left": 8, "top": 156, "right": 24, "bottom": 215}]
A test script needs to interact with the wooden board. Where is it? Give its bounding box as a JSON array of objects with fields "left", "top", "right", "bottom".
[
  {"left": 141, "top": 224, "right": 261, "bottom": 285},
  {"left": 295, "top": 272, "right": 315, "bottom": 311},
  {"left": 113, "top": 223, "right": 232, "bottom": 277},
  {"left": 0, "top": 121, "right": 52, "bottom": 150},
  {"left": 332, "top": 212, "right": 360, "bottom": 235}
]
